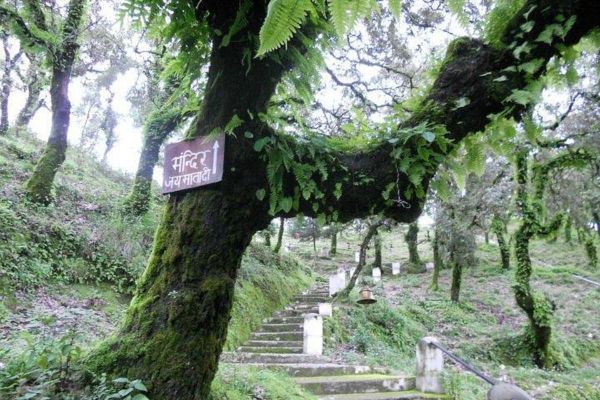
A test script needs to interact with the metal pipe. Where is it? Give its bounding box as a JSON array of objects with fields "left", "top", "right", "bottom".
[
  {"left": 573, "top": 274, "right": 600, "bottom": 287},
  {"left": 428, "top": 341, "right": 497, "bottom": 385}
]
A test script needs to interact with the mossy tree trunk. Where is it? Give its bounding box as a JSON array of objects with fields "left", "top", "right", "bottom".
[
  {"left": 449, "top": 260, "right": 462, "bottom": 302},
  {"left": 263, "top": 230, "right": 272, "bottom": 247},
  {"left": 273, "top": 216, "right": 285, "bottom": 253},
  {"left": 593, "top": 211, "right": 600, "bottom": 238},
  {"left": 329, "top": 224, "right": 337, "bottom": 256},
  {"left": 491, "top": 214, "right": 510, "bottom": 270},
  {"left": 373, "top": 229, "right": 382, "bottom": 273},
  {"left": 83, "top": 0, "right": 599, "bottom": 397},
  {"left": 405, "top": 222, "right": 424, "bottom": 272},
  {"left": 23, "top": 0, "right": 87, "bottom": 204},
  {"left": 122, "top": 97, "right": 191, "bottom": 216},
  {"left": 580, "top": 228, "right": 598, "bottom": 269},
  {"left": 564, "top": 216, "right": 572, "bottom": 244}
]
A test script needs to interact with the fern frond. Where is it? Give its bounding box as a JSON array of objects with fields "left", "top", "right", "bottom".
[
  {"left": 327, "top": 0, "right": 347, "bottom": 37},
  {"left": 388, "top": 0, "right": 402, "bottom": 19},
  {"left": 257, "top": 0, "right": 314, "bottom": 57}
]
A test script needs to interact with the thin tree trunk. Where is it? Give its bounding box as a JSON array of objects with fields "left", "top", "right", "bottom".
[
  {"left": 593, "top": 211, "right": 600, "bottom": 238},
  {"left": 24, "top": 0, "right": 86, "bottom": 203},
  {"left": 122, "top": 108, "right": 186, "bottom": 215},
  {"left": 329, "top": 224, "right": 337, "bottom": 256},
  {"left": 430, "top": 228, "right": 442, "bottom": 290},
  {"left": 405, "top": 222, "right": 424, "bottom": 272},
  {"left": 491, "top": 215, "right": 510, "bottom": 270},
  {"left": 564, "top": 216, "right": 572, "bottom": 244},
  {"left": 373, "top": 229, "right": 382, "bottom": 273},
  {"left": 1, "top": 34, "right": 22, "bottom": 135},
  {"left": 273, "top": 216, "right": 284, "bottom": 253},
  {"left": 263, "top": 230, "right": 271, "bottom": 247},
  {"left": 450, "top": 261, "right": 462, "bottom": 302},
  {"left": 339, "top": 220, "right": 383, "bottom": 298}
]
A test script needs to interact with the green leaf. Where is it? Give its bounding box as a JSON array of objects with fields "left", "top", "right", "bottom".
[
  {"left": 493, "top": 75, "right": 508, "bottom": 82},
  {"left": 281, "top": 196, "right": 293, "bottom": 212},
  {"left": 452, "top": 97, "right": 470, "bottom": 110},
  {"left": 421, "top": 131, "right": 436, "bottom": 143},
  {"left": 565, "top": 65, "right": 578, "bottom": 86},
  {"left": 224, "top": 114, "right": 244, "bottom": 134},
  {"left": 507, "top": 89, "right": 535, "bottom": 106},
  {"left": 133, "top": 382, "right": 148, "bottom": 392},
  {"left": 254, "top": 137, "right": 271, "bottom": 152},
  {"left": 132, "top": 395, "right": 150, "bottom": 400},
  {"left": 519, "top": 58, "right": 544, "bottom": 75},
  {"left": 257, "top": 0, "right": 314, "bottom": 56},
  {"left": 256, "top": 189, "right": 266, "bottom": 201},
  {"left": 388, "top": 0, "right": 402, "bottom": 18}
]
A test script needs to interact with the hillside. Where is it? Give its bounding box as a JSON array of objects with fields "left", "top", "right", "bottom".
[{"left": 0, "top": 133, "right": 316, "bottom": 399}]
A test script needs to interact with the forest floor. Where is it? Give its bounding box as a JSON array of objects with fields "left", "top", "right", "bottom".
[{"left": 288, "top": 230, "right": 600, "bottom": 400}]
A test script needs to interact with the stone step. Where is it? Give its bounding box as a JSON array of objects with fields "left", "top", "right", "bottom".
[
  {"left": 294, "top": 374, "right": 415, "bottom": 395},
  {"left": 220, "top": 352, "right": 330, "bottom": 364},
  {"left": 238, "top": 346, "right": 303, "bottom": 354},
  {"left": 292, "top": 296, "right": 329, "bottom": 302},
  {"left": 244, "top": 340, "right": 303, "bottom": 348},
  {"left": 274, "top": 309, "right": 315, "bottom": 317},
  {"left": 316, "top": 391, "right": 446, "bottom": 400},
  {"left": 250, "top": 331, "right": 303, "bottom": 341},
  {"left": 267, "top": 316, "right": 305, "bottom": 324},
  {"left": 231, "top": 362, "right": 381, "bottom": 377},
  {"left": 258, "top": 323, "right": 303, "bottom": 333}
]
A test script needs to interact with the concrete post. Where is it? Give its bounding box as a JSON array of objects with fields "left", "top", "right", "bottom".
[
  {"left": 328, "top": 271, "right": 346, "bottom": 296},
  {"left": 303, "top": 313, "right": 323, "bottom": 355},
  {"left": 425, "top": 262, "right": 434, "bottom": 272},
  {"left": 318, "top": 303, "right": 332, "bottom": 317},
  {"left": 392, "top": 262, "right": 400, "bottom": 275},
  {"left": 372, "top": 267, "right": 381, "bottom": 282},
  {"left": 416, "top": 336, "right": 444, "bottom": 393}
]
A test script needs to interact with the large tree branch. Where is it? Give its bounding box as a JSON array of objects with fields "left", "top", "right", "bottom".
[
  {"left": 0, "top": 5, "right": 48, "bottom": 50},
  {"left": 238, "top": 0, "right": 600, "bottom": 224}
]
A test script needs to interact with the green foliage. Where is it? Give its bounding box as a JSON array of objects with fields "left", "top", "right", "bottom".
[
  {"left": 257, "top": 0, "right": 315, "bottom": 56},
  {"left": 209, "top": 364, "right": 316, "bottom": 400},
  {"left": 87, "top": 375, "right": 150, "bottom": 400},
  {"left": 0, "top": 332, "right": 82, "bottom": 399},
  {"left": 484, "top": 0, "right": 527, "bottom": 47}
]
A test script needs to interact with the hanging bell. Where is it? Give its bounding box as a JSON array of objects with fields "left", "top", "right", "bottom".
[{"left": 357, "top": 286, "right": 377, "bottom": 305}]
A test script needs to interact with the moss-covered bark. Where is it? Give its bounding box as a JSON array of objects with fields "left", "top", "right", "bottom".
[
  {"left": 16, "top": 59, "right": 44, "bottom": 130},
  {"left": 273, "top": 216, "right": 285, "bottom": 253},
  {"left": 24, "top": 0, "right": 86, "bottom": 203},
  {"left": 122, "top": 108, "right": 187, "bottom": 215},
  {"left": 491, "top": 214, "right": 510, "bottom": 270},
  {"left": 449, "top": 260, "right": 462, "bottom": 302},
  {"left": 329, "top": 224, "right": 337, "bottom": 256},
  {"left": 580, "top": 228, "right": 598, "bottom": 269},
  {"left": 373, "top": 229, "right": 382, "bottom": 273},
  {"left": 405, "top": 222, "right": 424, "bottom": 272}
]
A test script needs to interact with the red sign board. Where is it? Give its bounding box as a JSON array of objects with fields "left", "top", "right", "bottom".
[{"left": 162, "top": 133, "right": 225, "bottom": 194}]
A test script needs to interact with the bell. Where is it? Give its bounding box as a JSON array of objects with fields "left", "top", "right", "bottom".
[{"left": 357, "top": 286, "right": 377, "bottom": 305}]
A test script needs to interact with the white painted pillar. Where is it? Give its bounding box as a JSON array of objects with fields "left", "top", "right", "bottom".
[
  {"left": 392, "top": 262, "right": 400, "bottom": 275},
  {"left": 372, "top": 267, "right": 381, "bottom": 282},
  {"left": 328, "top": 271, "right": 346, "bottom": 296},
  {"left": 416, "top": 336, "right": 444, "bottom": 393},
  {"left": 318, "top": 303, "right": 332, "bottom": 317},
  {"left": 354, "top": 251, "right": 360, "bottom": 263},
  {"left": 303, "top": 313, "right": 323, "bottom": 355}
]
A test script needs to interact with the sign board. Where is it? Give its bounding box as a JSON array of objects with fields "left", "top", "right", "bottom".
[{"left": 162, "top": 133, "right": 225, "bottom": 194}]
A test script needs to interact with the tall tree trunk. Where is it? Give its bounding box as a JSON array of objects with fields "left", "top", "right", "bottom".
[
  {"left": 373, "top": 229, "right": 382, "bottom": 273},
  {"left": 263, "top": 230, "right": 271, "bottom": 247},
  {"left": 564, "top": 216, "right": 572, "bottom": 244},
  {"left": 405, "top": 222, "right": 424, "bottom": 272},
  {"left": 1, "top": 34, "right": 22, "bottom": 135},
  {"left": 491, "top": 215, "right": 510, "bottom": 270},
  {"left": 430, "top": 228, "right": 442, "bottom": 290},
  {"left": 86, "top": 15, "right": 291, "bottom": 397},
  {"left": 484, "top": 230, "right": 489, "bottom": 244},
  {"left": 122, "top": 109, "right": 186, "bottom": 215},
  {"left": 24, "top": 0, "right": 86, "bottom": 203},
  {"left": 273, "top": 216, "right": 284, "bottom": 253},
  {"left": 329, "top": 224, "right": 337, "bottom": 256},
  {"left": 513, "top": 152, "right": 558, "bottom": 369},
  {"left": 450, "top": 260, "right": 462, "bottom": 302},
  {"left": 593, "top": 211, "right": 600, "bottom": 238},
  {"left": 580, "top": 229, "right": 598, "bottom": 269}
]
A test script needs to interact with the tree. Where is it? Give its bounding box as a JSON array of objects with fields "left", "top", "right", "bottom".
[
  {"left": 404, "top": 222, "right": 423, "bottom": 272},
  {"left": 513, "top": 146, "right": 595, "bottom": 368},
  {"left": 0, "top": 0, "right": 88, "bottom": 203},
  {"left": 372, "top": 228, "right": 382, "bottom": 272},
  {"left": 273, "top": 216, "right": 285, "bottom": 253},
  {"left": 15, "top": 55, "right": 46, "bottom": 130},
  {"left": 85, "top": 1, "right": 600, "bottom": 398},
  {"left": 491, "top": 214, "right": 510, "bottom": 269},
  {"left": 0, "top": 32, "right": 22, "bottom": 135}
]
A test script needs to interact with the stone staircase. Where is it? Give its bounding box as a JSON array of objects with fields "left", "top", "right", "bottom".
[{"left": 220, "top": 284, "right": 445, "bottom": 400}]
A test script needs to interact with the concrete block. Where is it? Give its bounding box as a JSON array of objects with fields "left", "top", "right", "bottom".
[
  {"left": 303, "top": 313, "right": 323, "bottom": 355},
  {"left": 372, "top": 267, "right": 381, "bottom": 282},
  {"left": 416, "top": 336, "right": 444, "bottom": 393},
  {"left": 318, "top": 303, "right": 332, "bottom": 317},
  {"left": 392, "top": 262, "right": 401, "bottom": 275}
]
